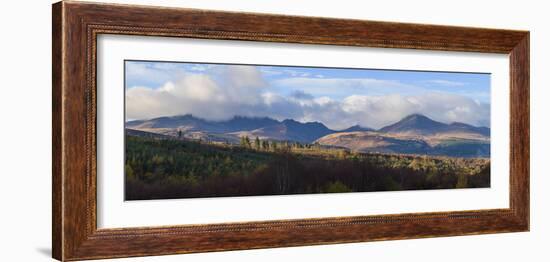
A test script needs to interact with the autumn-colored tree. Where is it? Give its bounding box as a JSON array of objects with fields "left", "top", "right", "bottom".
[{"left": 124, "top": 135, "right": 490, "bottom": 200}]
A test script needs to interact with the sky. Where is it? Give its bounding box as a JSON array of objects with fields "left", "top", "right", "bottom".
[{"left": 125, "top": 60, "right": 491, "bottom": 130}]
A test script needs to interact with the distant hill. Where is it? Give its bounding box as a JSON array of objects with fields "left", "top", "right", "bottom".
[
  {"left": 125, "top": 128, "right": 173, "bottom": 139},
  {"left": 338, "top": 125, "right": 374, "bottom": 132},
  {"left": 315, "top": 131, "right": 432, "bottom": 155},
  {"left": 316, "top": 114, "right": 490, "bottom": 158},
  {"left": 447, "top": 122, "right": 490, "bottom": 137},
  {"left": 281, "top": 119, "right": 334, "bottom": 142},
  {"left": 379, "top": 114, "right": 489, "bottom": 137},
  {"left": 379, "top": 114, "right": 447, "bottom": 135},
  {"left": 126, "top": 114, "right": 334, "bottom": 143},
  {"left": 229, "top": 119, "right": 334, "bottom": 143},
  {"left": 126, "top": 114, "right": 280, "bottom": 134},
  {"left": 126, "top": 113, "right": 490, "bottom": 157}
]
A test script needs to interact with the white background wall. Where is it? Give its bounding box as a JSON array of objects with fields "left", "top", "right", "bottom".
[{"left": 0, "top": 0, "right": 547, "bottom": 261}]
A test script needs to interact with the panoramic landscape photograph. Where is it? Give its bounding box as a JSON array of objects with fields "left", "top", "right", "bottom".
[{"left": 124, "top": 60, "right": 491, "bottom": 200}]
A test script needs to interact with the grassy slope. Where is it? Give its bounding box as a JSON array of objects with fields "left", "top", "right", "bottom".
[{"left": 315, "top": 131, "right": 490, "bottom": 157}]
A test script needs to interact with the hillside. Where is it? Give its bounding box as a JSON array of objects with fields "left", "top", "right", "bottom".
[
  {"left": 316, "top": 114, "right": 490, "bottom": 158},
  {"left": 379, "top": 114, "right": 448, "bottom": 135},
  {"left": 127, "top": 114, "right": 335, "bottom": 143},
  {"left": 378, "top": 114, "right": 489, "bottom": 136},
  {"left": 339, "top": 125, "right": 374, "bottom": 132},
  {"left": 126, "top": 113, "right": 490, "bottom": 157},
  {"left": 125, "top": 134, "right": 490, "bottom": 200},
  {"left": 315, "top": 131, "right": 432, "bottom": 155}
]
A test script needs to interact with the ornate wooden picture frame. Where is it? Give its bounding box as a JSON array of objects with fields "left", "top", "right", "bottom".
[{"left": 52, "top": 1, "right": 529, "bottom": 261}]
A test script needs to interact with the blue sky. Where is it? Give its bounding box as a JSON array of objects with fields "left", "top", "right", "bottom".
[{"left": 125, "top": 61, "right": 490, "bottom": 129}]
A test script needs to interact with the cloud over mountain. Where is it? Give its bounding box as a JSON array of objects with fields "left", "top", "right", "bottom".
[{"left": 126, "top": 63, "right": 490, "bottom": 129}]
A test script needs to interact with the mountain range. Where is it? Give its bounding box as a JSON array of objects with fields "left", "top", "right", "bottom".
[{"left": 126, "top": 113, "right": 490, "bottom": 157}]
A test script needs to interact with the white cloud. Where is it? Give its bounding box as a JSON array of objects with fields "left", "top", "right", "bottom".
[
  {"left": 127, "top": 69, "right": 490, "bottom": 130},
  {"left": 127, "top": 66, "right": 269, "bottom": 121},
  {"left": 339, "top": 93, "right": 489, "bottom": 129},
  {"left": 273, "top": 77, "right": 421, "bottom": 97}
]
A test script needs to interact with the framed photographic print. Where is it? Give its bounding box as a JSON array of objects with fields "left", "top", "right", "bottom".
[{"left": 52, "top": 1, "right": 529, "bottom": 261}]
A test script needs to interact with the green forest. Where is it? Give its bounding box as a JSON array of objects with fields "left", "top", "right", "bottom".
[{"left": 125, "top": 135, "right": 490, "bottom": 200}]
